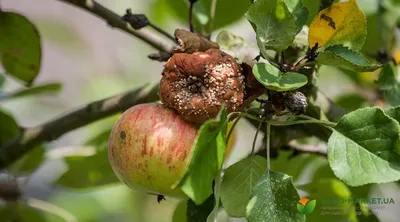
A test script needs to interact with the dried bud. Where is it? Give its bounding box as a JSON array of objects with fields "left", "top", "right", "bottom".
[
  {"left": 283, "top": 91, "right": 308, "bottom": 115},
  {"left": 122, "top": 9, "right": 149, "bottom": 29},
  {"left": 159, "top": 49, "right": 245, "bottom": 123}
]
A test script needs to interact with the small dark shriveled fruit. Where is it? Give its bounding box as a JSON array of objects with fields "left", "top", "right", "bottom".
[
  {"left": 283, "top": 91, "right": 308, "bottom": 115},
  {"left": 159, "top": 48, "right": 245, "bottom": 123}
]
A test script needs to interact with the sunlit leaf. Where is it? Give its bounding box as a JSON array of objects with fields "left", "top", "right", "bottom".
[
  {"left": 252, "top": 62, "right": 308, "bottom": 91},
  {"left": 308, "top": 0, "right": 366, "bottom": 50},
  {"left": 327, "top": 107, "right": 400, "bottom": 186},
  {"left": 246, "top": 0, "right": 298, "bottom": 55},
  {"left": 0, "top": 12, "right": 41, "bottom": 85}
]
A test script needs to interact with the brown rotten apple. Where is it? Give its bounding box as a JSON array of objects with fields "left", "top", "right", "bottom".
[
  {"left": 159, "top": 48, "right": 246, "bottom": 123},
  {"left": 108, "top": 103, "right": 199, "bottom": 198}
]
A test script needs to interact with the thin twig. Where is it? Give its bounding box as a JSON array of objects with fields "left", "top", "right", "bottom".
[
  {"left": 0, "top": 84, "right": 159, "bottom": 170},
  {"left": 189, "top": 0, "right": 196, "bottom": 32},
  {"left": 287, "top": 140, "right": 327, "bottom": 157},
  {"left": 209, "top": 0, "right": 218, "bottom": 38},
  {"left": 148, "top": 23, "right": 176, "bottom": 43},
  {"left": 56, "top": 0, "right": 176, "bottom": 53}
]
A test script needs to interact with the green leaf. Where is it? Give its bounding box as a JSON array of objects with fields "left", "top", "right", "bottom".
[
  {"left": 0, "top": 12, "right": 41, "bottom": 85},
  {"left": 246, "top": 0, "right": 298, "bottom": 56},
  {"left": 187, "top": 195, "right": 215, "bottom": 222},
  {"left": 385, "top": 85, "right": 400, "bottom": 107},
  {"left": 252, "top": 62, "right": 308, "bottom": 91},
  {"left": 334, "top": 93, "right": 367, "bottom": 112},
  {"left": 376, "top": 62, "right": 400, "bottom": 106},
  {"left": 0, "top": 203, "right": 46, "bottom": 222},
  {"left": 377, "top": 62, "right": 397, "bottom": 90},
  {"left": 246, "top": 170, "right": 305, "bottom": 222},
  {"left": 0, "top": 74, "right": 5, "bottom": 88},
  {"left": 284, "top": 0, "right": 309, "bottom": 32},
  {"left": 56, "top": 148, "right": 118, "bottom": 188},
  {"left": 220, "top": 155, "right": 267, "bottom": 217},
  {"left": 9, "top": 145, "right": 45, "bottom": 174},
  {"left": 174, "top": 107, "right": 228, "bottom": 205},
  {"left": 56, "top": 130, "right": 118, "bottom": 188},
  {"left": 327, "top": 107, "right": 400, "bottom": 186},
  {"left": 302, "top": 0, "right": 320, "bottom": 25},
  {"left": 317, "top": 45, "right": 382, "bottom": 72},
  {"left": 0, "top": 83, "right": 62, "bottom": 101},
  {"left": 172, "top": 201, "right": 187, "bottom": 222},
  {"left": 0, "top": 109, "right": 20, "bottom": 146}
]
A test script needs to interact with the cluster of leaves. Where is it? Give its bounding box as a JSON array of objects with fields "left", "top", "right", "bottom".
[{"left": 1, "top": 0, "right": 400, "bottom": 222}]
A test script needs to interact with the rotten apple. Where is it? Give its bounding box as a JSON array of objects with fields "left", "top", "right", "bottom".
[{"left": 108, "top": 103, "right": 199, "bottom": 198}]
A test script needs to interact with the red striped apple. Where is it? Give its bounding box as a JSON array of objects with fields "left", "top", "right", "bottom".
[{"left": 108, "top": 103, "right": 199, "bottom": 198}]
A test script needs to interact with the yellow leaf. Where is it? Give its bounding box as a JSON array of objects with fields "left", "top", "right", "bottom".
[{"left": 308, "top": 0, "right": 366, "bottom": 51}]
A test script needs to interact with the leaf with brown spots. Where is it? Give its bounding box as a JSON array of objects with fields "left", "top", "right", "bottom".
[
  {"left": 174, "top": 29, "right": 219, "bottom": 54},
  {"left": 308, "top": 0, "right": 366, "bottom": 51},
  {"left": 0, "top": 12, "right": 41, "bottom": 85}
]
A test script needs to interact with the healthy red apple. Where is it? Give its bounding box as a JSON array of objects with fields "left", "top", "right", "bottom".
[{"left": 108, "top": 103, "right": 199, "bottom": 198}]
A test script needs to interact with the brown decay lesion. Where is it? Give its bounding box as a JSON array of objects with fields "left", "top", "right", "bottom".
[{"left": 320, "top": 14, "right": 336, "bottom": 30}]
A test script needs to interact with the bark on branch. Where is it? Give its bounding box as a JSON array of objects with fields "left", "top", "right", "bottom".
[{"left": 0, "top": 84, "right": 159, "bottom": 170}]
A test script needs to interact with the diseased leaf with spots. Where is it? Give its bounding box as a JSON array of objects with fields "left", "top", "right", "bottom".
[
  {"left": 317, "top": 45, "right": 381, "bottom": 72},
  {"left": 220, "top": 155, "right": 267, "bottom": 217},
  {"left": 327, "top": 107, "right": 400, "bottom": 186},
  {"left": 246, "top": 170, "right": 305, "bottom": 222},
  {"left": 308, "top": 0, "right": 366, "bottom": 50},
  {"left": 246, "top": 0, "right": 298, "bottom": 56},
  {"left": 0, "top": 12, "right": 41, "bottom": 85},
  {"left": 252, "top": 62, "right": 308, "bottom": 91},
  {"left": 174, "top": 107, "right": 227, "bottom": 205}
]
